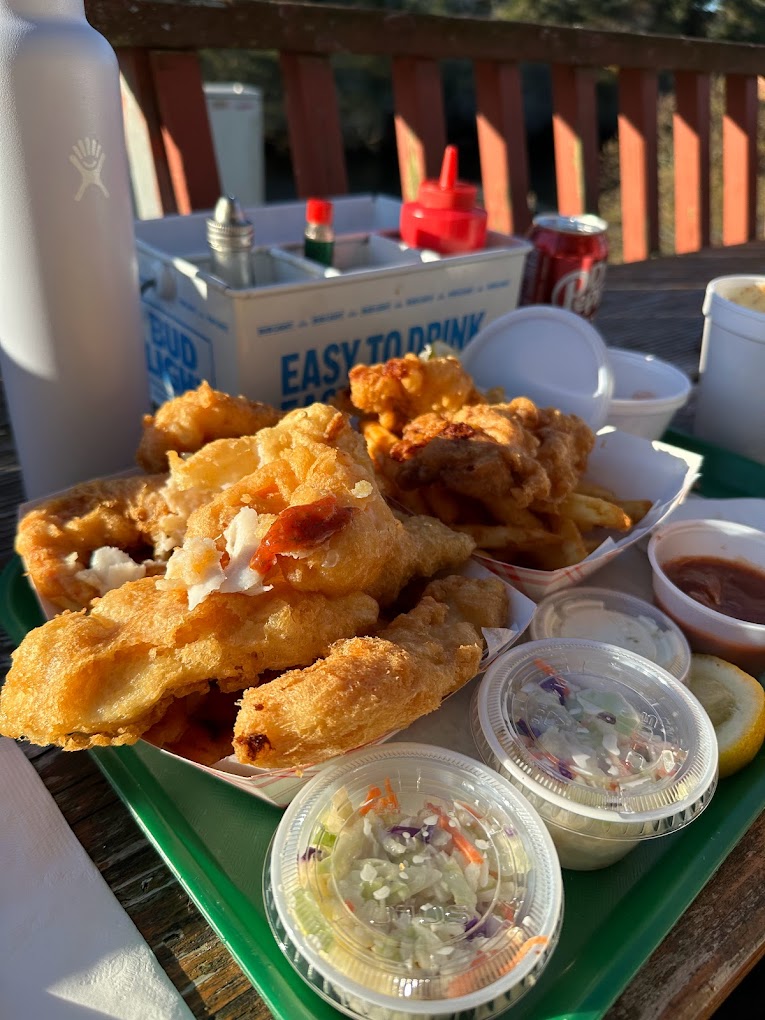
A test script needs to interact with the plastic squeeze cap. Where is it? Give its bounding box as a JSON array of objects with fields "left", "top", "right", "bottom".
[
  {"left": 400, "top": 145, "right": 487, "bottom": 254},
  {"left": 306, "top": 197, "right": 333, "bottom": 225},
  {"left": 417, "top": 145, "right": 478, "bottom": 211}
]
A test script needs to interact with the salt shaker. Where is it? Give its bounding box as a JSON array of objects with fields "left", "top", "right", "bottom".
[
  {"left": 0, "top": 0, "right": 149, "bottom": 499},
  {"left": 206, "top": 195, "right": 255, "bottom": 288}
]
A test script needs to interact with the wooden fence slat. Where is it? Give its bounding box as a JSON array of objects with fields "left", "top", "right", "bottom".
[
  {"left": 117, "top": 48, "right": 178, "bottom": 219},
  {"left": 474, "top": 61, "right": 531, "bottom": 235},
  {"left": 618, "top": 68, "right": 659, "bottom": 263},
  {"left": 673, "top": 71, "right": 711, "bottom": 254},
  {"left": 551, "top": 64, "right": 599, "bottom": 217},
  {"left": 392, "top": 57, "right": 447, "bottom": 202},
  {"left": 279, "top": 52, "right": 348, "bottom": 198},
  {"left": 148, "top": 51, "right": 220, "bottom": 214},
  {"left": 723, "top": 74, "right": 758, "bottom": 247}
]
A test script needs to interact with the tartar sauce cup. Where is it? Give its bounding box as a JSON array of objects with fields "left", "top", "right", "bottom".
[
  {"left": 471, "top": 640, "right": 719, "bottom": 870},
  {"left": 265, "top": 742, "right": 563, "bottom": 1020},
  {"left": 530, "top": 586, "right": 691, "bottom": 683}
]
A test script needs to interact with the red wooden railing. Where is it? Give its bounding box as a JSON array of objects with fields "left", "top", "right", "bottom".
[{"left": 86, "top": 0, "right": 765, "bottom": 263}]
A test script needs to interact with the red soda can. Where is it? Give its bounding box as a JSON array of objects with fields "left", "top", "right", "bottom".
[{"left": 520, "top": 214, "right": 608, "bottom": 320}]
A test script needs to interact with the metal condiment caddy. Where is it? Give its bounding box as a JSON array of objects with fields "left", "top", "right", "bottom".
[{"left": 135, "top": 194, "right": 531, "bottom": 410}]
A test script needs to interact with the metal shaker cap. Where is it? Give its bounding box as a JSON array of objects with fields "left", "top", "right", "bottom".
[{"left": 206, "top": 195, "right": 254, "bottom": 252}]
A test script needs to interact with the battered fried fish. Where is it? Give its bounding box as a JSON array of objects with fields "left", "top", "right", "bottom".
[
  {"left": 163, "top": 404, "right": 473, "bottom": 604},
  {"left": 136, "top": 380, "right": 281, "bottom": 473},
  {"left": 15, "top": 474, "right": 172, "bottom": 612},
  {"left": 0, "top": 577, "right": 380, "bottom": 750},
  {"left": 232, "top": 575, "right": 508, "bottom": 769},
  {"left": 348, "top": 353, "right": 483, "bottom": 433}
]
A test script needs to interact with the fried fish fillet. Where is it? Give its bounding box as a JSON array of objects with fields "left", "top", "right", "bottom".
[
  {"left": 232, "top": 575, "right": 508, "bottom": 769},
  {"left": 348, "top": 353, "right": 482, "bottom": 433},
  {"left": 15, "top": 474, "right": 172, "bottom": 612},
  {"left": 167, "top": 404, "right": 470, "bottom": 603},
  {"left": 136, "top": 380, "right": 281, "bottom": 473},
  {"left": 0, "top": 577, "right": 380, "bottom": 750}
]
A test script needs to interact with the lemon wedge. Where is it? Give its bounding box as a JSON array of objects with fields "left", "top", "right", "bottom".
[{"left": 686, "top": 654, "right": 765, "bottom": 778}]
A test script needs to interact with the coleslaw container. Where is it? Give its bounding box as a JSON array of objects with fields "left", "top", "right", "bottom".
[
  {"left": 530, "top": 586, "right": 691, "bottom": 683},
  {"left": 471, "top": 640, "right": 718, "bottom": 870},
  {"left": 265, "top": 742, "right": 563, "bottom": 1020}
]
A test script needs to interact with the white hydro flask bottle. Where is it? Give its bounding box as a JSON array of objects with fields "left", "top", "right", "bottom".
[{"left": 0, "top": 0, "right": 150, "bottom": 499}]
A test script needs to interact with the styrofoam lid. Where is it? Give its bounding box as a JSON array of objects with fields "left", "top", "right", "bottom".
[{"left": 461, "top": 305, "right": 614, "bottom": 429}]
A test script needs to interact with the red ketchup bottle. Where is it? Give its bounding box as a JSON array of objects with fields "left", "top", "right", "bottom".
[{"left": 399, "top": 146, "right": 488, "bottom": 255}]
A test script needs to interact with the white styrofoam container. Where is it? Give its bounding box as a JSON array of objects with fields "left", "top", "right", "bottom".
[{"left": 135, "top": 195, "right": 532, "bottom": 410}]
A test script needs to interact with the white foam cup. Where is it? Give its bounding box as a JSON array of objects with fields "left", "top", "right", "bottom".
[
  {"left": 605, "top": 348, "right": 691, "bottom": 440},
  {"left": 695, "top": 275, "right": 765, "bottom": 462}
]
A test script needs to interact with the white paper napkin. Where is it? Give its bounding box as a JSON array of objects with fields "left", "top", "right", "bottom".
[{"left": 0, "top": 737, "right": 194, "bottom": 1020}]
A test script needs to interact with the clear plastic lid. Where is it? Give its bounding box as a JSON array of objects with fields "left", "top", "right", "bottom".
[
  {"left": 266, "top": 742, "right": 563, "bottom": 1017},
  {"left": 472, "top": 640, "right": 718, "bottom": 837},
  {"left": 530, "top": 587, "right": 691, "bottom": 682}
]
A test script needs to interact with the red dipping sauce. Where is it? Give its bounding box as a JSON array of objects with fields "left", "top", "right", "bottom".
[{"left": 662, "top": 556, "right": 765, "bottom": 625}]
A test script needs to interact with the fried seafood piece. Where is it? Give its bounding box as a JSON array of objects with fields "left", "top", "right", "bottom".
[
  {"left": 136, "top": 380, "right": 281, "bottom": 473},
  {"left": 389, "top": 401, "right": 595, "bottom": 511},
  {"left": 503, "top": 397, "right": 595, "bottom": 504},
  {"left": 367, "top": 511, "right": 475, "bottom": 605},
  {"left": 0, "top": 577, "right": 380, "bottom": 750},
  {"left": 15, "top": 474, "right": 172, "bottom": 612},
  {"left": 165, "top": 405, "right": 408, "bottom": 601},
  {"left": 232, "top": 575, "right": 508, "bottom": 769},
  {"left": 347, "top": 353, "right": 483, "bottom": 433},
  {"left": 143, "top": 687, "right": 240, "bottom": 766}
]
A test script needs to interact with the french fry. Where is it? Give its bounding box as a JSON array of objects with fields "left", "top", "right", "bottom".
[
  {"left": 531, "top": 518, "right": 589, "bottom": 570},
  {"left": 453, "top": 522, "right": 559, "bottom": 551},
  {"left": 361, "top": 420, "right": 399, "bottom": 463},
  {"left": 615, "top": 499, "right": 653, "bottom": 526},
  {"left": 575, "top": 480, "right": 619, "bottom": 501},
  {"left": 556, "top": 492, "right": 632, "bottom": 531},
  {"left": 487, "top": 494, "right": 546, "bottom": 531}
]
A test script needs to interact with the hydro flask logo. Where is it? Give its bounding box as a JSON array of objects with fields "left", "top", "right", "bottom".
[{"left": 70, "top": 137, "right": 109, "bottom": 201}]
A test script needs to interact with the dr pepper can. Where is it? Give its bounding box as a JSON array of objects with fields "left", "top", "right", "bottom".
[{"left": 520, "top": 214, "right": 608, "bottom": 320}]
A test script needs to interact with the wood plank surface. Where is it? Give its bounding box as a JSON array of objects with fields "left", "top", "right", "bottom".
[{"left": 3, "top": 245, "right": 765, "bottom": 1018}]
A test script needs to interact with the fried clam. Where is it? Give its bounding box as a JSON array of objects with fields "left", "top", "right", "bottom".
[
  {"left": 0, "top": 576, "right": 380, "bottom": 750},
  {"left": 232, "top": 575, "right": 508, "bottom": 769},
  {"left": 15, "top": 474, "right": 172, "bottom": 612},
  {"left": 136, "top": 379, "right": 282, "bottom": 473}
]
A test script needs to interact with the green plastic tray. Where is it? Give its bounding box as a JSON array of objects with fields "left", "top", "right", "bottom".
[{"left": 2, "top": 430, "right": 765, "bottom": 1020}]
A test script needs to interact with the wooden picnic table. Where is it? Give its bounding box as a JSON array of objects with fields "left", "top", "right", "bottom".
[{"left": 2, "top": 241, "right": 765, "bottom": 1020}]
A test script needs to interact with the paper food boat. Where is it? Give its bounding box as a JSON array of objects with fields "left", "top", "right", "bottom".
[
  {"left": 474, "top": 429, "right": 702, "bottom": 602},
  {"left": 146, "top": 559, "right": 535, "bottom": 807},
  {"left": 18, "top": 483, "right": 535, "bottom": 807}
]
